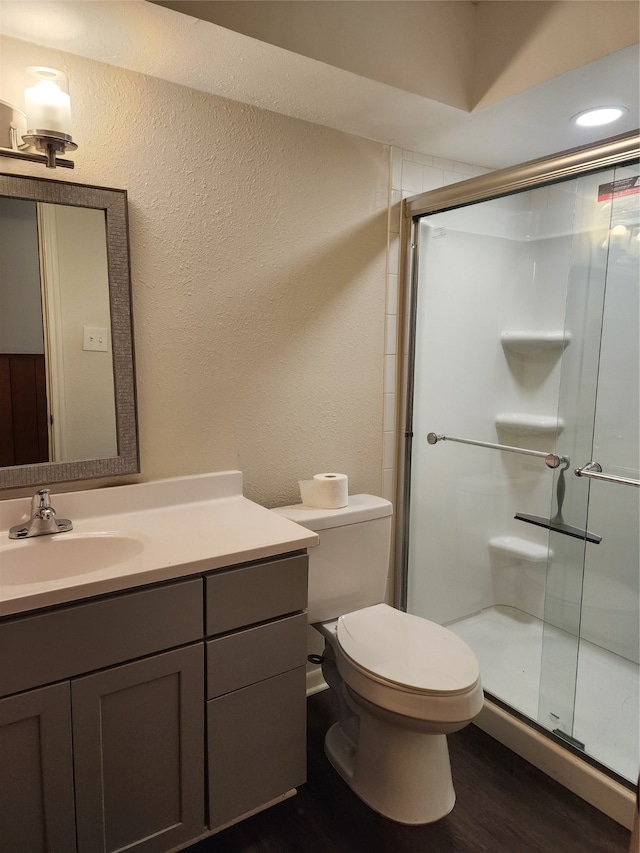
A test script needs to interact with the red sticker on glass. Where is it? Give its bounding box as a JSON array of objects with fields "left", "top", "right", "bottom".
[{"left": 598, "top": 177, "right": 640, "bottom": 202}]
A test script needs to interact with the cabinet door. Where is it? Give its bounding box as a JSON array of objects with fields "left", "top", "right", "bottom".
[
  {"left": 0, "top": 682, "right": 76, "bottom": 853},
  {"left": 207, "top": 666, "right": 306, "bottom": 830},
  {"left": 72, "top": 644, "right": 205, "bottom": 853}
]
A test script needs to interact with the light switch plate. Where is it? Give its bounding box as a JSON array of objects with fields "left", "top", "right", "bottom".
[{"left": 83, "top": 326, "right": 109, "bottom": 352}]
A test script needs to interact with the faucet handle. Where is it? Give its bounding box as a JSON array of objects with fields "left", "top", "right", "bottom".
[{"left": 31, "top": 488, "right": 52, "bottom": 514}]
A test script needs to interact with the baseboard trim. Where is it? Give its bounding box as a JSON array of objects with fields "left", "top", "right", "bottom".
[
  {"left": 306, "top": 667, "right": 328, "bottom": 697},
  {"left": 476, "top": 698, "right": 635, "bottom": 829}
]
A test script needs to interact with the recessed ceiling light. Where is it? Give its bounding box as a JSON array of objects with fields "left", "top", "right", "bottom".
[{"left": 573, "top": 106, "right": 628, "bottom": 128}]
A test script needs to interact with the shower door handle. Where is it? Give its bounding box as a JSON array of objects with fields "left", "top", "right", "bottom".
[{"left": 575, "top": 462, "right": 640, "bottom": 488}]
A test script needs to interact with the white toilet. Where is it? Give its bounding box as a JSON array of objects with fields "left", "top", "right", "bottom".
[{"left": 273, "top": 494, "right": 483, "bottom": 825}]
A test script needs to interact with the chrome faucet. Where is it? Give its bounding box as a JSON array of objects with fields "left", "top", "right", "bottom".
[{"left": 9, "top": 489, "right": 73, "bottom": 539}]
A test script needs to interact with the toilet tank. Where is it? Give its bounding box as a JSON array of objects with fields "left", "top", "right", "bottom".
[{"left": 272, "top": 495, "right": 393, "bottom": 623}]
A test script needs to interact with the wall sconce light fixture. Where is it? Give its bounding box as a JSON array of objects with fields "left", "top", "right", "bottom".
[{"left": 0, "top": 67, "right": 77, "bottom": 169}]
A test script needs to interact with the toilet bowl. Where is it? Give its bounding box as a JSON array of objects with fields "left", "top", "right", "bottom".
[
  {"left": 272, "top": 495, "right": 483, "bottom": 824},
  {"left": 317, "top": 604, "right": 483, "bottom": 823}
]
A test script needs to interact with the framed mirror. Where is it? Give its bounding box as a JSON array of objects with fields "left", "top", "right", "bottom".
[{"left": 0, "top": 172, "right": 138, "bottom": 488}]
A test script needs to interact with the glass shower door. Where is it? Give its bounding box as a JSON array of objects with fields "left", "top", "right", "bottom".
[
  {"left": 404, "top": 148, "right": 639, "bottom": 782},
  {"left": 405, "top": 184, "right": 571, "bottom": 723},
  {"left": 538, "top": 162, "right": 640, "bottom": 780}
]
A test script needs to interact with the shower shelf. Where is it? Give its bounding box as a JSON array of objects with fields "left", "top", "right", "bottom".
[
  {"left": 495, "top": 413, "right": 564, "bottom": 436},
  {"left": 500, "top": 331, "right": 572, "bottom": 355},
  {"left": 488, "top": 536, "right": 551, "bottom": 562}
]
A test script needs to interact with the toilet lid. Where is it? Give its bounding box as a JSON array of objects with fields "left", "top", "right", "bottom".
[{"left": 336, "top": 603, "right": 480, "bottom": 695}]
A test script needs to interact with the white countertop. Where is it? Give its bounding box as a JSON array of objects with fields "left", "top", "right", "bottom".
[{"left": 0, "top": 471, "right": 318, "bottom": 617}]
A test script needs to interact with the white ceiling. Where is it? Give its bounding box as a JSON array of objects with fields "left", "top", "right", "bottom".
[{"left": 0, "top": 0, "right": 638, "bottom": 169}]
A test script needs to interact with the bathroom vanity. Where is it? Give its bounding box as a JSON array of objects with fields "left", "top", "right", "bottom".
[{"left": 0, "top": 472, "right": 317, "bottom": 853}]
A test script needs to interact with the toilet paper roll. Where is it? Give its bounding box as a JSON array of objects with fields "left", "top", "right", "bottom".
[{"left": 299, "top": 473, "right": 349, "bottom": 509}]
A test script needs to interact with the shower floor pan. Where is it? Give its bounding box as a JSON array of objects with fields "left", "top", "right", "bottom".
[{"left": 448, "top": 605, "right": 639, "bottom": 783}]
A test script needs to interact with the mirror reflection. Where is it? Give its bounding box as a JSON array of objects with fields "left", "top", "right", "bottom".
[
  {"left": 0, "top": 198, "right": 117, "bottom": 466},
  {"left": 0, "top": 173, "right": 137, "bottom": 490}
]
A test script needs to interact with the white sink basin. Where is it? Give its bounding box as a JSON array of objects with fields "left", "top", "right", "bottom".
[
  {"left": 0, "top": 471, "right": 319, "bottom": 617},
  {"left": 0, "top": 533, "right": 144, "bottom": 585}
]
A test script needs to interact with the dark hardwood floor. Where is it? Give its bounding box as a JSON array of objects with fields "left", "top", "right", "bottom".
[{"left": 189, "top": 689, "right": 631, "bottom": 853}]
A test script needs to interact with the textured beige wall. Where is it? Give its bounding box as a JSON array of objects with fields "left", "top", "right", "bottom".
[{"left": 0, "top": 37, "right": 389, "bottom": 507}]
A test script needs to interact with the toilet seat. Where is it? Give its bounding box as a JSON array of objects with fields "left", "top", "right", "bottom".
[
  {"left": 320, "top": 603, "right": 483, "bottom": 725},
  {"left": 336, "top": 603, "right": 480, "bottom": 696}
]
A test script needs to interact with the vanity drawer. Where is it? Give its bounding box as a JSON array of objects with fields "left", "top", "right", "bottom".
[
  {"left": 206, "top": 612, "right": 306, "bottom": 699},
  {"left": 207, "top": 666, "right": 306, "bottom": 830},
  {"left": 205, "top": 554, "right": 307, "bottom": 636},
  {"left": 0, "top": 578, "right": 203, "bottom": 698}
]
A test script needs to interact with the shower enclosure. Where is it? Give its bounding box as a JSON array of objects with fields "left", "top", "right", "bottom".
[{"left": 400, "top": 132, "right": 639, "bottom": 788}]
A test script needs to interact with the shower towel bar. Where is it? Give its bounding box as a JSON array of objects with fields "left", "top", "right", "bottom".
[
  {"left": 575, "top": 462, "right": 640, "bottom": 488},
  {"left": 426, "top": 432, "right": 567, "bottom": 469}
]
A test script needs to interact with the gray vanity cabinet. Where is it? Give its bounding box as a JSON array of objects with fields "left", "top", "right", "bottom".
[
  {"left": 0, "top": 682, "right": 76, "bottom": 853},
  {"left": 72, "top": 644, "right": 205, "bottom": 853},
  {"left": 0, "top": 578, "right": 205, "bottom": 853},
  {"left": 208, "top": 665, "right": 306, "bottom": 829},
  {"left": 0, "top": 552, "right": 309, "bottom": 852},
  {"left": 205, "top": 554, "right": 308, "bottom": 831}
]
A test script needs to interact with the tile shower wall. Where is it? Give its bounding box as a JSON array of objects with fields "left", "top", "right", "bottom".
[
  {"left": 383, "top": 149, "right": 489, "bottom": 493},
  {"left": 383, "top": 148, "right": 489, "bottom": 599}
]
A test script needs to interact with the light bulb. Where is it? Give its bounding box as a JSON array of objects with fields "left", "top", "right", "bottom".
[{"left": 24, "top": 67, "right": 71, "bottom": 135}]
